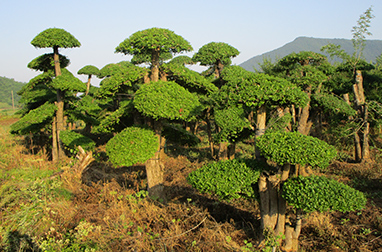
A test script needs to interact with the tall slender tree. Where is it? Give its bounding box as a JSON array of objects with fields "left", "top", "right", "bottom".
[
  {"left": 31, "top": 28, "right": 81, "bottom": 161},
  {"left": 113, "top": 28, "right": 195, "bottom": 200}
]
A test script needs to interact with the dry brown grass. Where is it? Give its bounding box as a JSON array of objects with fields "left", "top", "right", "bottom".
[{"left": 2, "top": 116, "right": 382, "bottom": 251}]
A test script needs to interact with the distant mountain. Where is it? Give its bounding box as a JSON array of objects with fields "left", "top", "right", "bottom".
[
  {"left": 239, "top": 37, "right": 382, "bottom": 72},
  {"left": 0, "top": 76, "right": 25, "bottom": 108}
]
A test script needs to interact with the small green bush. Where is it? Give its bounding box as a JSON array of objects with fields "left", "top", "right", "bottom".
[
  {"left": 256, "top": 130, "right": 337, "bottom": 169},
  {"left": 60, "top": 130, "right": 96, "bottom": 153},
  {"left": 282, "top": 175, "right": 367, "bottom": 213},
  {"left": 187, "top": 159, "right": 263, "bottom": 200},
  {"left": 105, "top": 126, "right": 158, "bottom": 167}
]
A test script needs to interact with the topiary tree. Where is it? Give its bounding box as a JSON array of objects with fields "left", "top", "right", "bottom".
[
  {"left": 31, "top": 28, "right": 81, "bottom": 161},
  {"left": 255, "top": 130, "right": 365, "bottom": 251},
  {"left": 132, "top": 80, "right": 202, "bottom": 199},
  {"left": 216, "top": 65, "right": 309, "bottom": 160},
  {"left": 272, "top": 51, "right": 329, "bottom": 136},
  {"left": 105, "top": 126, "right": 159, "bottom": 167},
  {"left": 12, "top": 51, "right": 85, "bottom": 158},
  {"left": 187, "top": 159, "right": 263, "bottom": 200},
  {"left": 77, "top": 65, "right": 100, "bottom": 95},
  {"left": 192, "top": 42, "right": 239, "bottom": 80},
  {"left": 115, "top": 27, "right": 193, "bottom": 82}
]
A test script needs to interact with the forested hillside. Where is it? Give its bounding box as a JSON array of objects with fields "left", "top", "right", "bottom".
[
  {"left": 0, "top": 76, "right": 24, "bottom": 108},
  {"left": 240, "top": 36, "right": 382, "bottom": 71}
]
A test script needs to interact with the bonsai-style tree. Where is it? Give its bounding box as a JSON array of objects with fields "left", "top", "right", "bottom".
[
  {"left": 216, "top": 65, "right": 309, "bottom": 159},
  {"left": 256, "top": 130, "right": 365, "bottom": 251},
  {"left": 77, "top": 65, "right": 100, "bottom": 95},
  {"left": 132, "top": 80, "right": 201, "bottom": 199},
  {"left": 192, "top": 42, "right": 239, "bottom": 80},
  {"left": 273, "top": 51, "right": 328, "bottom": 136},
  {"left": 93, "top": 61, "right": 148, "bottom": 133},
  {"left": 31, "top": 28, "right": 81, "bottom": 161},
  {"left": 115, "top": 27, "right": 193, "bottom": 82},
  {"left": 189, "top": 42, "right": 240, "bottom": 158},
  {"left": 11, "top": 52, "right": 84, "bottom": 157}
]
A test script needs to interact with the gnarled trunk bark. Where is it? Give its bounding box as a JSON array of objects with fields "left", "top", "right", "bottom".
[
  {"left": 297, "top": 86, "right": 312, "bottom": 136},
  {"left": 145, "top": 119, "right": 166, "bottom": 201}
]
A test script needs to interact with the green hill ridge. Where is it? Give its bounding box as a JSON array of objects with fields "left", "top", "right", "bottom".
[
  {"left": 239, "top": 36, "right": 382, "bottom": 71},
  {"left": 0, "top": 76, "right": 25, "bottom": 109}
]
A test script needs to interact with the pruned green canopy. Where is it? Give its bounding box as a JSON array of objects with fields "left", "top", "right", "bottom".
[
  {"left": 31, "top": 28, "right": 81, "bottom": 48},
  {"left": 133, "top": 80, "right": 201, "bottom": 121},
  {"left": 28, "top": 53, "right": 70, "bottom": 72},
  {"left": 77, "top": 65, "right": 100, "bottom": 76}
]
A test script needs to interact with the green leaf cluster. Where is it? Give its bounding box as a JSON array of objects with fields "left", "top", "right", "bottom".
[
  {"left": 115, "top": 27, "right": 193, "bottom": 56},
  {"left": 27, "top": 53, "right": 70, "bottom": 72},
  {"left": 105, "top": 126, "right": 158, "bottom": 167},
  {"left": 60, "top": 130, "right": 96, "bottom": 153},
  {"left": 50, "top": 69, "right": 85, "bottom": 92},
  {"left": 256, "top": 131, "right": 337, "bottom": 169},
  {"left": 77, "top": 65, "right": 100, "bottom": 76},
  {"left": 10, "top": 102, "right": 57, "bottom": 135},
  {"left": 169, "top": 55, "right": 194, "bottom": 65},
  {"left": 93, "top": 100, "right": 133, "bottom": 133},
  {"left": 192, "top": 42, "right": 239, "bottom": 67},
  {"left": 187, "top": 159, "right": 262, "bottom": 200},
  {"left": 161, "top": 63, "right": 218, "bottom": 94},
  {"left": 282, "top": 175, "right": 367, "bottom": 213},
  {"left": 312, "top": 93, "right": 357, "bottom": 116},
  {"left": 134, "top": 81, "right": 201, "bottom": 121},
  {"left": 97, "top": 61, "right": 148, "bottom": 97},
  {"left": 219, "top": 66, "right": 309, "bottom": 108},
  {"left": 214, "top": 105, "right": 251, "bottom": 142},
  {"left": 31, "top": 28, "right": 81, "bottom": 49}
]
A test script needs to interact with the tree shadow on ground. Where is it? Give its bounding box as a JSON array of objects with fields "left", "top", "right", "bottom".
[
  {"left": 79, "top": 160, "right": 261, "bottom": 241},
  {"left": 81, "top": 162, "right": 147, "bottom": 191},
  {"left": 165, "top": 184, "right": 261, "bottom": 240},
  {"left": 2, "top": 230, "right": 41, "bottom": 252}
]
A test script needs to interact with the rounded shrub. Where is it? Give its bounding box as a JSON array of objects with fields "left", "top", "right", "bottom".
[
  {"left": 134, "top": 80, "right": 201, "bottom": 121},
  {"left": 105, "top": 126, "right": 158, "bottom": 167},
  {"left": 256, "top": 130, "right": 337, "bottom": 169},
  {"left": 187, "top": 159, "right": 263, "bottom": 200},
  {"left": 59, "top": 130, "right": 96, "bottom": 153},
  {"left": 282, "top": 175, "right": 367, "bottom": 213}
]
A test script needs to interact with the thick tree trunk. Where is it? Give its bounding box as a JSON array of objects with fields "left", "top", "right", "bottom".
[
  {"left": 52, "top": 117, "right": 58, "bottom": 162},
  {"left": 284, "top": 209, "right": 303, "bottom": 251},
  {"left": 297, "top": 86, "right": 312, "bottom": 136},
  {"left": 52, "top": 46, "right": 66, "bottom": 161},
  {"left": 218, "top": 141, "right": 229, "bottom": 160},
  {"left": 353, "top": 70, "right": 370, "bottom": 162},
  {"left": 145, "top": 119, "right": 166, "bottom": 201},
  {"left": 151, "top": 50, "right": 160, "bottom": 82},
  {"left": 205, "top": 109, "right": 215, "bottom": 158},
  {"left": 255, "top": 105, "right": 267, "bottom": 159},
  {"left": 55, "top": 91, "right": 66, "bottom": 159},
  {"left": 85, "top": 75, "right": 91, "bottom": 95}
]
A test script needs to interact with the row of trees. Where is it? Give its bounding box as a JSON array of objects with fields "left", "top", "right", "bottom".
[{"left": 11, "top": 7, "right": 382, "bottom": 250}]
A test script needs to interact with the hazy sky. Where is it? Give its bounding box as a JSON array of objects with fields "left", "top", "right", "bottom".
[{"left": 1, "top": 0, "right": 381, "bottom": 85}]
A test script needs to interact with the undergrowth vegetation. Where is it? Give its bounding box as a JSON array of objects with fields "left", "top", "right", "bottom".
[{"left": 1, "top": 114, "right": 382, "bottom": 251}]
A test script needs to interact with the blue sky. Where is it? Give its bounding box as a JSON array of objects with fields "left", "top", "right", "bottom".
[{"left": 1, "top": 0, "right": 381, "bottom": 85}]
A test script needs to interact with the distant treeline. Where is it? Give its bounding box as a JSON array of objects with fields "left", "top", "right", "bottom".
[{"left": 0, "top": 76, "right": 25, "bottom": 108}]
